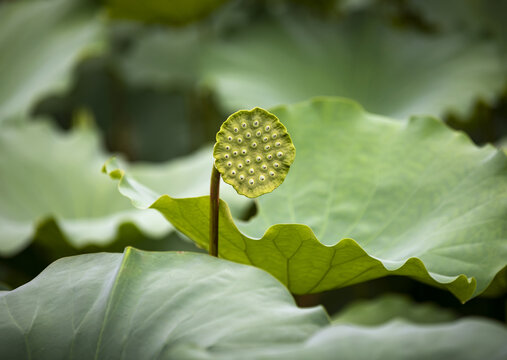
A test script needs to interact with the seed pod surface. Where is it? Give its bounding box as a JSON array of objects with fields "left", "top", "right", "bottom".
[{"left": 213, "top": 107, "right": 296, "bottom": 198}]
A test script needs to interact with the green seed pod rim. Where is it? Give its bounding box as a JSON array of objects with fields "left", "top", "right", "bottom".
[{"left": 213, "top": 107, "right": 296, "bottom": 198}]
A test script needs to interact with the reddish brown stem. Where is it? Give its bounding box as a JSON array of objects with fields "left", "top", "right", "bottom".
[{"left": 209, "top": 165, "right": 221, "bottom": 257}]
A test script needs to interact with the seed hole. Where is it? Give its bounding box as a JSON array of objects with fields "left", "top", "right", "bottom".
[
  {"left": 274, "top": 162, "right": 280, "bottom": 168},
  {"left": 253, "top": 120, "right": 259, "bottom": 127},
  {"left": 269, "top": 171, "right": 275, "bottom": 177},
  {"left": 259, "top": 175, "right": 265, "bottom": 181},
  {"left": 246, "top": 133, "right": 251, "bottom": 138},
  {"left": 249, "top": 168, "right": 254, "bottom": 174},
  {"left": 241, "top": 149, "right": 247, "bottom": 155},
  {"left": 251, "top": 142, "right": 257, "bottom": 148},
  {"left": 264, "top": 145, "right": 270, "bottom": 151},
  {"left": 246, "top": 159, "right": 251, "bottom": 164},
  {"left": 233, "top": 151, "right": 238, "bottom": 156},
  {"left": 261, "top": 164, "right": 267, "bottom": 170},
  {"left": 256, "top": 156, "right": 262, "bottom": 162},
  {"left": 275, "top": 142, "right": 281, "bottom": 147},
  {"left": 238, "top": 163, "right": 243, "bottom": 169},
  {"left": 227, "top": 162, "right": 232, "bottom": 167},
  {"left": 249, "top": 179, "right": 254, "bottom": 185},
  {"left": 256, "top": 131, "right": 262, "bottom": 137},
  {"left": 265, "top": 125, "right": 271, "bottom": 131},
  {"left": 272, "top": 134, "right": 277, "bottom": 139},
  {"left": 267, "top": 154, "right": 273, "bottom": 160},
  {"left": 224, "top": 154, "right": 230, "bottom": 159},
  {"left": 241, "top": 123, "right": 247, "bottom": 128},
  {"left": 237, "top": 138, "right": 242, "bottom": 144},
  {"left": 277, "top": 152, "right": 283, "bottom": 158},
  {"left": 228, "top": 136, "right": 233, "bottom": 141},
  {"left": 231, "top": 170, "right": 236, "bottom": 176},
  {"left": 263, "top": 137, "right": 268, "bottom": 142},
  {"left": 239, "top": 175, "right": 245, "bottom": 181},
  {"left": 234, "top": 128, "right": 239, "bottom": 133}
]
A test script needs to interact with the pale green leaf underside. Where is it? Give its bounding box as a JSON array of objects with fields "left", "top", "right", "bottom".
[
  {"left": 1, "top": 250, "right": 506, "bottom": 359},
  {"left": 0, "top": 120, "right": 249, "bottom": 256},
  {"left": 105, "top": 98, "right": 507, "bottom": 302},
  {"left": 201, "top": 12, "right": 506, "bottom": 120},
  {"left": 331, "top": 293, "right": 456, "bottom": 326},
  {"left": 0, "top": 0, "right": 103, "bottom": 123}
]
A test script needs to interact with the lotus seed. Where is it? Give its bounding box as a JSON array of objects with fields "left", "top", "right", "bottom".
[
  {"left": 228, "top": 136, "right": 233, "bottom": 141},
  {"left": 277, "top": 152, "right": 283, "bottom": 158},
  {"left": 274, "top": 162, "right": 280, "bottom": 168},
  {"left": 238, "top": 163, "right": 243, "bottom": 169},
  {"left": 242, "top": 122, "right": 247, "bottom": 128},
  {"left": 237, "top": 138, "right": 242, "bottom": 143},
  {"left": 267, "top": 154, "right": 273, "bottom": 160},
  {"left": 265, "top": 145, "right": 270, "bottom": 150},
  {"left": 265, "top": 125, "right": 271, "bottom": 131},
  {"left": 231, "top": 170, "right": 236, "bottom": 175},
  {"left": 259, "top": 175, "right": 265, "bottom": 181},
  {"left": 224, "top": 154, "right": 230, "bottom": 159},
  {"left": 275, "top": 142, "right": 281, "bottom": 147},
  {"left": 272, "top": 134, "right": 277, "bottom": 139},
  {"left": 269, "top": 171, "right": 275, "bottom": 176},
  {"left": 251, "top": 142, "right": 257, "bottom": 148},
  {"left": 227, "top": 162, "right": 232, "bottom": 167},
  {"left": 246, "top": 132, "right": 251, "bottom": 138},
  {"left": 256, "top": 131, "right": 262, "bottom": 137},
  {"left": 263, "top": 137, "right": 268, "bottom": 142},
  {"left": 249, "top": 179, "right": 254, "bottom": 185},
  {"left": 261, "top": 164, "right": 267, "bottom": 170},
  {"left": 249, "top": 168, "right": 254, "bottom": 174},
  {"left": 239, "top": 175, "right": 245, "bottom": 181},
  {"left": 246, "top": 159, "right": 251, "bottom": 164},
  {"left": 256, "top": 156, "right": 262, "bottom": 162},
  {"left": 253, "top": 120, "right": 259, "bottom": 127},
  {"left": 241, "top": 149, "right": 247, "bottom": 155},
  {"left": 225, "top": 145, "right": 230, "bottom": 150},
  {"left": 233, "top": 151, "right": 238, "bottom": 156},
  {"left": 234, "top": 128, "right": 239, "bottom": 133}
]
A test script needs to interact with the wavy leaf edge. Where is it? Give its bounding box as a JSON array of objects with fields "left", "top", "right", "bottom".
[{"left": 101, "top": 95, "right": 503, "bottom": 303}]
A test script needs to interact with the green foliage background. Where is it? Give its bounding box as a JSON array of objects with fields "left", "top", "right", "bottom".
[{"left": 0, "top": 0, "right": 506, "bottom": 358}]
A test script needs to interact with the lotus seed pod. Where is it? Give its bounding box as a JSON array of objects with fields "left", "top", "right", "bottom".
[{"left": 213, "top": 107, "right": 296, "bottom": 198}]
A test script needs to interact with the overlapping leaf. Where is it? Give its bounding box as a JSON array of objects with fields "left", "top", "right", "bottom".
[
  {"left": 0, "top": 0, "right": 104, "bottom": 123},
  {"left": 331, "top": 294, "right": 456, "bottom": 325},
  {"left": 1, "top": 249, "right": 506, "bottom": 359},
  {"left": 201, "top": 11, "right": 506, "bottom": 120},
  {"left": 0, "top": 120, "right": 249, "bottom": 256},
  {"left": 105, "top": 98, "right": 507, "bottom": 302}
]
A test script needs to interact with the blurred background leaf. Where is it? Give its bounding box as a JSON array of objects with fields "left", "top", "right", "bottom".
[{"left": 0, "top": 0, "right": 104, "bottom": 123}]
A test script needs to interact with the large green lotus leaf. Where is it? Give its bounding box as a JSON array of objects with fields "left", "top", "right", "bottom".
[
  {"left": 105, "top": 98, "right": 507, "bottom": 303},
  {"left": 0, "top": 0, "right": 104, "bottom": 123},
  {"left": 0, "top": 120, "right": 249, "bottom": 256},
  {"left": 200, "top": 12, "right": 506, "bottom": 120},
  {"left": 1, "top": 249, "right": 507, "bottom": 360},
  {"left": 331, "top": 293, "right": 456, "bottom": 326},
  {"left": 107, "top": 0, "right": 229, "bottom": 25}
]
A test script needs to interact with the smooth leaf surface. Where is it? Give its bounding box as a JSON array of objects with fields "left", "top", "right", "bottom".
[
  {"left": 201, "top": 12, "right": 506, "bottom": 119},
  {"left": 105, "top": 98, "right": 507, "bottom": 302},
  {"left": 0, "top": 120, "right": 249, "bottom": 256},
  {"left": 331, "top": 294, "right": 456, "bottom": 326},
  {"left": 0, "top": 0, "right": 103, "bottom": 122},
  {"left": 1, "top": 249, "right": 506, "bottom": 359}
]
